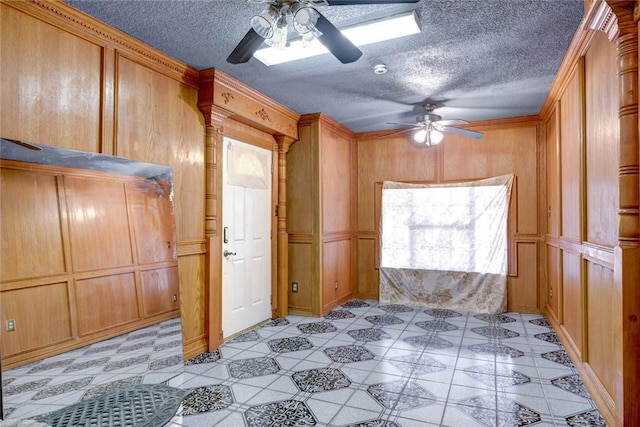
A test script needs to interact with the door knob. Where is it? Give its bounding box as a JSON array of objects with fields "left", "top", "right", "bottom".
[{"left": 223, "top": 250, "right": 237, "bottom": 257}]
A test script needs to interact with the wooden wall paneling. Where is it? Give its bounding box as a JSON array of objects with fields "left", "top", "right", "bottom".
[
  {"left": 64, "top": 176, "right": 134, "bottom": 272},
  {"left": 356, "top": 237, "right": 378, "bottom": 299},
  {"left": 140, "top": 266, "right": 180, "bottom": 317},
  {"left": 585, "top": 32, "right": 619, "bottom": 248},
  {"left": 506, "top": 242, "right": 539, "bottom": 313},
  {"left": 336, "top": 239, "right": 352, "bottom": 304},
  {"left": 287, "top": 124, "right": 316, "bottom": 235},
  {"left": 74, "top": 273, "right": 140, "bottom": 336},
  {"left": 0, "top": 282, "right": 73, "bottom": 358},
  {"left": 0, "top": 168, "right": 67, "bottom": 282},
  {"left": 546, "top": 106, "right": 562, "bottom": 237},
  {"left": 546, "top": 245, "right": 561, "bottom": 322},
  {"left": 321, "top": 128, "right": 351, "bottom": 235},
  {"left": 561, "top": 250, "right": 583, "bottom": 356},
  {"left": 0, "top": 3, "right": 102, "bottom": 151},
  {"left": 287, "top": 241, "right": 314, "bottom": 315},
  {"left": 559, "top": 61, "right": 584, "bottom": 242},
  {"left": 178, "top": 254, "right": 206, "bottom": 360}
]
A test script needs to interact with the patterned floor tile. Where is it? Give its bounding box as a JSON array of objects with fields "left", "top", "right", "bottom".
[
  {"left": 26, "top": 359, "right": 74, "bottom": 374},
  {"left": 365, "top": 315, "right": 404, "bottom": 326},
  {"left": 379, "top": 304, "right": 414, "bottom": 313},
  {"left": 347, "top": 328, "right": 392, "bottom": 342},
  {"left": 3, "top": 378, "right": 52, "bottom": 396},
  {"left": 266, "top": 318, "right": 290, "bottom": 326},
  {"left": 470, "top": 326, "right": 520, "bottom": 339},
  {"left": 424, "top": 308, "right": 464, "bottom": 318},
  {"left": 84, "top": 343, "right": 121, "bottom": 355},
  {"left": 324, "top": 310, "right": 356, "bottom": 320},
  {"left": 292, "top": 367, "right": 351, "bottom": 392},
  {"left": 244, "top": 399, "right": 317, "bottom": 427},
  {"left": 324, "top": 345, "right": 376, "bottom": 363},
  {"left": 464, "top": 364, "right": 531, "bottom": 387},
  {"left": 388, "top": 353, "right": 447, "bottom": 375},
  {"left": 297, "top": 321, "right": 338, "bottom": 334},
  {"left": 415, "top": 320, "right": 459, "bottom": 332},
  {"left": 33, "top": 377, "right": 94, "bottom": 400},
  {"left": 104, "top": 354, "right": 150, "bottom": 372},
  {"left": 367, "top": 380, "right": 436, "bottom": 410},
  {"left": 179, "top": 384, "right": 234, "bottom": 415},
  {"left": 551, "top": 374, "right": 590, "bottom": 399},
  {"left": 342, "top": 299, "right": 371, "bottom": 308},
  {"left": 541, "top": 349, "right": 575, "bottom": 368},
  {"left": 117, "top": 340, "right": 156, "bottom": 354},
  {"left": 528, "top": 318, "right": 552, "bottom": 328},
  {"left": 565, "top": 409, "right": 607, "bottom": 426},
  {"left": 185, "top": 350, "right": 221, "bottom": 365},
  {"left": 473, "top": 313, "right": 518, "bottom": 323},
  {"left": 229, "top": 330, "right": 261, "bottom": 343},
  {"left": 62, "top": 357, "right": 111, "bottom": 373},
  {"left": 533, "top": 331, "right": 561, "bottom": 345},
  {"left": 457, "top": 395, "right": 541, "bottom": 426},
  {"left": 403, "top": 335, "right": 454, "bottom": 350},
  {"left": 228, "top": 357, "right": 280, "bottom": 379},
  {"left": 268, "top": 337, "right": 313, "bottom": 353},
  {"left": 154, "top": 340, "right": 182, "bottom": 352},
  {"left": 81, "top": 376, "right": 143, "bottom": 400},
  {"left": 127, "top": 330, "right": 159, "bottom": 341},
  {"left": 468, "top": 342, "right": 524, "bottom": 358},
  {"left": 344, "top": 420, "right": 401, "bottom": 427},
  {"left": 149, "top": 354, "right": 182, "bottom": 371}
]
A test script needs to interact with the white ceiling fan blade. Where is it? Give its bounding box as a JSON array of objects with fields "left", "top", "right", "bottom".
[
  {"left": 377, "top": 127, "right": 419, "bottom": 139},
  {"left": 439, "top": 126, "right": 484, "bottom": 139},
  {"left": 435, "top": 119, "right": 468, "bottom": 126}
]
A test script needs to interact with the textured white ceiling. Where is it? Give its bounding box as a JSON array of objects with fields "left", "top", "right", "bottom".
[{"left": 64, "top": 0, "right": 584, "bottom": 132}]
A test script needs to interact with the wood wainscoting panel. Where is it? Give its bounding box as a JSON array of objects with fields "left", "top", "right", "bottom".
[
  {"left": 585, "top": 260, "right": 618, "bottom": 401},
  {"left": 585, "top": 32, "right": 618, "bottom": 248},
  {"left": 546, "top": 245, "right": 561, "bottom": 322},
  {"left": 140, "top": 266, "right": 180, "bottom": 317},
  {"left": 1, "top": 282, "right": 72, "bottom": 357},
  {"left": 287, "top": 241, "right": 314, "bottom": 315},
  {"left": 0, "top": 3, "right": 102, "bottom": 151},
  {"left": 287, "top": 124, "right": 316, "bottom": 236},
  {"left": 561, "top": 250, "right": 583, "bottom": 356},
  {"left": 0, "top": 168, "right": 67, "bottom": 282},
  {"left": 64, "top": 176, "right": 134, "bottom": 272},
  {"left": 128, "top": 179, "right": 177, "bottom": 265},
  {"left": 177, "top": 254, "right": 206, "bottom": 347},
  {"left": 559, "top": 63, "right": 583, "bottom": 241},
  {"left": 321, "top": 238, "right": 352, "bottom": 313},
  {"left": 506, "top": 242, "right": 539, "bottom": 313},
  {"left": 75, "top": 273, "right": 140, "bottom": 336},
  {"left": 356, "top": 237, "right": 378, "bottom": 299},
  {"left": 545, "top": 108, "right": 561, "bottom": 237},
  {"left": 321, "top": 127, "right": 352, "bottom": 235}
]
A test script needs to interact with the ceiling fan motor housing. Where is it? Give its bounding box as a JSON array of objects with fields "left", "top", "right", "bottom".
[{"left": 418, "top": 112, "right": 442, "bottom": 124}]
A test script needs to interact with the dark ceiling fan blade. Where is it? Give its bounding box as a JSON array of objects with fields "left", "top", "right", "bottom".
[
  {"left": 377, "top": 127, "right": 419, "bottom": 139},
  {"left": 227, "top": 28, "right": 265, "bottom": 64},
  {"left": 439, "top": 126, "right": 484, "bottom": 139},
  {"left": 326, "top": 0, "right": 419, "bottom": 4},
  {"left": 2, "top": 138, "right": 41, "bottom": 150},
  {"left": 314, "top": 12, "right": 362, "bottom": 64}
]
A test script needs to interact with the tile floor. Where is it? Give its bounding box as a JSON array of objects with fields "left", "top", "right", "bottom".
[{"left": 3, "top": 300, "right": 607, "bottom": 426}]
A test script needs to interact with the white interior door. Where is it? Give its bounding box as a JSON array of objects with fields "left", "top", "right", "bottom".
[{"left": 222, "top": 137, "right": 272, "bottom": 338}]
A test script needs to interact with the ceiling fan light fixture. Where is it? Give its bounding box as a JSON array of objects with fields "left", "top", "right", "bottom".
[
  {"left": 292, "top": 4, "right": 319, "bottom": 34},
  {"left": 253, "top": 10, "right": 420, "bottom": 66},
  {"left": 413, "top": 127, "right": 443, "bottom": 146},
  {"left": 250, "top": 7, "right": 279, "bottom": 39},
  {"left": 264, "top": 14, "right": 290, "bottom": 49}
]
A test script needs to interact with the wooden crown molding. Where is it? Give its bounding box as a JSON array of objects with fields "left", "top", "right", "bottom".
[
  {"left": 592, "top": 1, "right": 618, "bottom": 41},
  {"left": 299, "top": 113, "right": 356, "bottom": 140}
]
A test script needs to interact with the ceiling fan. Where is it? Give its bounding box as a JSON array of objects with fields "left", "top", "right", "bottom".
[
  {"left": 382, "top": 104, "right": 484, "bottom": 146},
  {"left": 227, "top": 0, "right": 419, "bottom": 64}
]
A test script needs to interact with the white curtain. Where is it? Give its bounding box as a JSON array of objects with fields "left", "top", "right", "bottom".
[{"left": 379, "top": 174, "right": 514, "bottom": 313}]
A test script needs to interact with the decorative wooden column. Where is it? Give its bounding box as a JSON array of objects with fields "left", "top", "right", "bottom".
[
  {"left": 274, "top": 135, "right": 297, "bottom": 319},
  {"left": 604, "top": 1, "right": 640, "bottom": 424}
]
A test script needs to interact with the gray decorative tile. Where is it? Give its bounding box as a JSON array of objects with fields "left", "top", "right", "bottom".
[
  {"left": 185, "top": 350, "right": 221, "bottom": 365},
  {"left": 471, "top": 326, "right": 520, "bottom": 339},
  {"left": 149, "top": 354, "right": 182, "bottom": 371},
  {"left": 297, "top": 322, "right": 338, "bottom": 334},
  {"left": 415, "top": 320, "right": 458, "bottom": 332},
  {"left": 160, "top": 320, "right": 181, "bottom": 329},
  {"left": 342, "top": 299, "right": 371, "bottom": 308},
  {"left": 324, "top": 345, "right": 375, "bottom": 363},
  {"left": 179, "top": 384, "right": 234, "bottom": 415},
  {"left": 3, "top": 378, "right": 52, "bottom": 396},
  {"left": 266, "top": 318, "right": 290, "bottom": 326},
  {"left": 389, "top": 353, "right": 447, "bottom": 375},
  {"left": 153, "top": 340, "right": 182, "bottom": 352},
  {"left": 474, "top": 314, "right": 518, "bottom": 323},
  {"left": 33, "top": 377, "right": 94, "bottom": 400},
  {"left": 534, "top": 332, "right": 561, "bottom": 345},
  {"left": 464, "top": 364, "right": 531, "bottom": 387},
  {"left": 541, "top": 349, "right": 574, "bottom": 368},
  {"left": 244, "top": 399, "right": 317, "bottom": 427},
  {"left": 403, "top": 335, "right": 454, "bottom": 349},
  {"left": 324, "top": 310, "right": 356, "bottom": 320},
  {"left": 345, "top": 420, "right": 401, "bottom": 427},
  {"left": 367, "top": 381, "right": 436, "bottom": 410},
  {"left": 158, "top": 329, "right": 181, "bottom": 338},
  {"left": 104, "top": 354, "right": 150, "bottom": 372},
  {"left": 127, "top": 330, "right": 158, "bottom": 341},
  {"left": 228, "top": 356, "right": 280, "bottom": 379},
  {"left": 82, "top": 376, "right": 143, "bottom": 400},
  {"left": 424, "top": 308, "right": 463, "bottom": 318},
  {"left": 365, "top": 315, "right": 404, "bottom": 326},
  {"left": 347, "top": 328, "right": 391, "bottom": 342},
  {"left": 27, "top": 359, "right": 74, "bottom": 373},
  {"left": 528, "top": 317, "right": 552, "bottom": 328},
  {"left": 566, "top": 409, "right": 607, "bottom": 426},
  {"left": 551, "top": 374, "right": 590, "bottom": 399},
  {"left": 379, "top": 304, "right": 414, "bottom": 313},
  {"left": 457, "top": 395, "right": 541, "bottom": 426},
  {"left": 3, "top": 407, "right": 16, "bottom": 418},
  {"left": 117, "top": 340, "right": 155, "bottom": 354},
  {"left": 84, "top": 343, "right": 121, "bottom": 355},
  {"left": 230, "top": 330, "right": 261, "bottom": 343},
  {"left": 468, "top": 342, "right": 524, "bottom": 358},
  {"left": 268, "top": 337, "right": 313, "bottom": 353},
  {"left": 292, "top": 367, "right": 351, "bottom": 392},
  {"left": 64, "top": 357, "right": 111, "bottom": 373},
  {"left": 2, "top": 377, "right": 15, "bottom": 387}
]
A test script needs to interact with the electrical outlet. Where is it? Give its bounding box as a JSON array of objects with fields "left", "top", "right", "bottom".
[
  {"left": 172, "top": 294, "right": 177, "bottom": 302},
  {"left": 6, "top": 319, "right": 16, "bottom": 332},
  {"left": 292, "top": 282, "right": 298, "bottom": 293}
]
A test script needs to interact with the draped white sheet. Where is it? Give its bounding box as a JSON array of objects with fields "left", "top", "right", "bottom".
[{"left": 379, "top": 175, "right": 514, "bottom": 314}]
